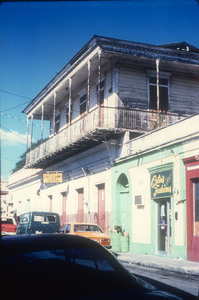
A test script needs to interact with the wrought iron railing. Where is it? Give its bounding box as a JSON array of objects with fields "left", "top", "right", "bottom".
[{"left": 26, "top": 106, "right": 186, "bottom": 167}]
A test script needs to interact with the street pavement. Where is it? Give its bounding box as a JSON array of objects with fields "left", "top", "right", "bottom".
[{"left": 115, "top": 252, "right": 199, "bottom": 276}]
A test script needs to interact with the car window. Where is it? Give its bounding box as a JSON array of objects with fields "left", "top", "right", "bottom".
[
  {"left": 46, "top": 215, "right": 56, "bottom": 222},
  {"left": 20, "top": 214, "right": 29, "bottom": 223},
  {"left": 66, "top": 224, "right": 71, "bottom": 232},
  {"left": 3, "top": 250, "right": 66, "bottom": 265},
  {"left": 67, "top": 248, "right": 96, "bottom": 269},
  {"left": 3, "top": 247, "right": 115, "bottom": 272},
  {"left": 33, "top": 214, "right": 44, "bottom": 222},
  {"left": 60, "top": 225, "right": 66, "bottom": 232},
  {"left": 66, "top": 248, "right": 115, "bottom": 271},
  {"left": 1, "top": 218, "right": 14, "bottom": 224},
  {"left": 74, "top": 224, "right": 103, "bottom": 232}
]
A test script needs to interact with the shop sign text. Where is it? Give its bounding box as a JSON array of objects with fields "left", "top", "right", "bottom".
[{"left": 151, "top": 170, "right": 173, "bottom": 199}]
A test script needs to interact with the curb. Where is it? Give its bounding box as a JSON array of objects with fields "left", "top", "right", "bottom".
[{"left": 116, "top": 253, "right": 199, "bottom": 276}]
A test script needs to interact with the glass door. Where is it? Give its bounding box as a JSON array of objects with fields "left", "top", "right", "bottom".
[{"left": 157, "top": 198, "right": 171, "bottom": 254}]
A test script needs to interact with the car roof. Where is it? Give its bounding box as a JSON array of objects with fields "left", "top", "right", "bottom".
[
  {"left": 2, "top": 233, "right": 100, "bottom": 255},
  {"left": 63, "top": 222, "right": 101, "bottom": 226},
  {"left": 20, "top": 211, "right": 59, "bottom": 215}
]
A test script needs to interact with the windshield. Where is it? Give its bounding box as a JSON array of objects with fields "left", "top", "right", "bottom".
[
  {"left": 74, "top": 224, "right": 103, "bottom": 233},
  {"left": 1, "top": 218, "right": 14, "bottom": 224}
]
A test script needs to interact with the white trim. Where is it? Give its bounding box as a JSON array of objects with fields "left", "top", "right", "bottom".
[{"left": 187, "top": 164, "right": 199, "bottom": 171}]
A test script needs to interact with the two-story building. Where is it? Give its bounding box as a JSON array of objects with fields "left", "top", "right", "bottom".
[{"left": 8, "top": 36, "right": 199, "bottom": 244}]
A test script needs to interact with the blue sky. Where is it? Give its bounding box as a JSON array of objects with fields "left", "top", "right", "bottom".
[{"left": 1, "top": 0, "right": 199, "bottom": 181}]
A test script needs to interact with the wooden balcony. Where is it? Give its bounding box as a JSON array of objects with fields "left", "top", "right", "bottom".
[{"left": 26, "top": 106, "right": 186, "bottom": 168}]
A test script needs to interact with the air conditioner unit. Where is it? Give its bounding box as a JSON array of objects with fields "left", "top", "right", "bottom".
[{"left": 135, "top": 195, "right": 143, "bottom": 206}]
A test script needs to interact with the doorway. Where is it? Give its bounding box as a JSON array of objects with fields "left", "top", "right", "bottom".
[
  {"left": 97, "top": 183, "right": 105, "bottom": 231},
  {"left": 61, "top": 192, "right": 67, "bottom": 224},
  {"left": 156, "top": 198, "right": 172, "bottom": 254},
  {"left": 116, "top": 174, "right": 130, "bottom": 234},
  {"left": 77, "top": 188, "right": 84, "bottom": 222}
]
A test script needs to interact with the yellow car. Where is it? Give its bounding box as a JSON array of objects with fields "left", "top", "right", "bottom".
[{"left": 59, "top": 222, "right": 111, "bottom": 249}]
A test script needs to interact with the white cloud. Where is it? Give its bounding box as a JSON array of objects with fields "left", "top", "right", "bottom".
[{"left": 0, "top": 128, "right": 30, "bottom": 146}]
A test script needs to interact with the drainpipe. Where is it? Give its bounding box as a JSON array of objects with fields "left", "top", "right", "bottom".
[{"left": 156, "top": 58, "right": 160, "bottom": 128}]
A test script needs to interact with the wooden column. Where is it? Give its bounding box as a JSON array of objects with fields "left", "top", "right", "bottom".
[
  {"left": 69, "top": 78, "right": 72, "bottom": 125},
  {"left": 53, "top": 92, "right": 56, "bottom": 134},
  {"left": 41, "top": 103, "right": 44, "bottom": 143},
  {"left": 97, "top": 50, "right": 102, "bottom": 109},
  {"left": 156, "top": 58, "right": 160, "bottom": 128},
  {"left": 87, "top": 60, "right": 91, "bottom": 112},
  {"left": 30, "top": 114, "right": 33, "bottom": 148},
  {"left": 26, "top": 116, "right": 29, "bottom": 155}
]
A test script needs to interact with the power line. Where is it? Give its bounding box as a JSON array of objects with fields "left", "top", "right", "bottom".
[
  {"left": 0, "top": 111, "right": 52, "bottom": 133},
  {"left": 0, "top": 124, "right": 27, "bottom": 146},
  {"left": 0, "top": 101, "right": 31, "bottom": 113},
  {"left": 2, "top": 157, "right": 19, "bottom": 163},
  {"left": 0, "top": 89, "right": 32, "bottom": 100}
]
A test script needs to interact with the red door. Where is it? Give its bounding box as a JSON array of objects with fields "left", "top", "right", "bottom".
[
  {"left": 183, "top": 158, "right": 199, "bottom": 262},
  {"left": 97, "top": 184, "right": 105, "bottom": 231},
  {"left": 77, "top": 188, "right": 84, "bottom": 222}
]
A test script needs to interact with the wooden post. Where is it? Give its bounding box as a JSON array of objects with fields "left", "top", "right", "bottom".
[
  {"left": 98, "top": 50, "right": 102, "bottom": 126},
  {"left": 156, "top": 58, "right": 160, "bottom": 128},
  {"left": 97, "top": 50, "right": 101, "bottom": 109},
  {"left": 30, "top": 114, "right": 33, "bottom": 148},
  {"left": 87, "top": 60, "right": 90, "bottom": 112},
  {"left": 53, "top": 91, "right": 56, "bottom": 134},
  {"left": 69, "top": 78, "right": 72, "bottom": 125},
  {"left": 26, "top": 116, "right": 29, "bottom": 154},
  {"left": 41, "top": 103, "right": 44, "bottom": 143}
]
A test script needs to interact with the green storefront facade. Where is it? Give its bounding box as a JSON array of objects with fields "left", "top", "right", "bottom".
[{"left": 111, "top": 141, "right": 187, "bottom": 259}]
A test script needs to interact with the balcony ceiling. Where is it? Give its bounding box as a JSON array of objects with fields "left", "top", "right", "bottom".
[{"left": 32, "top": 54, "right": 102, "bottom": 120}]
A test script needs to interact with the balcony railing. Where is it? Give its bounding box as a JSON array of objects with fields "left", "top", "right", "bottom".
[{"left": 26, "top": 106, "right": 186, "bottom": 167}]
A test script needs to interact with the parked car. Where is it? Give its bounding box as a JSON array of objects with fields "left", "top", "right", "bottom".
[
  {"left": 1, "top": 216, "right": 16, "bottom": 235},
  {"left": 2, "top": 234, "right": 194, "bottom": 300},
  {"left": 59, "top": 222, "right": 111, "bottom": 249},
  {"left": 16, "top": 211, "right": 60, "bottom": 234}
]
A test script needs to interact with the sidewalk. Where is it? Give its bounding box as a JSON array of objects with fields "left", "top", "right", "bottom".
[{"left": 115, "top": 252, "right": 199, "bottom": 275}]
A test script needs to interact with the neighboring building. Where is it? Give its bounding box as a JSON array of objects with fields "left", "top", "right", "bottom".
[
  {"left": 112, "top": 115, "right": 199, "bottom": 261},
  {"left": 8, "top": 36, "right": 199, "bottom": 248},
  {"left": 0, "top": 181, "right": 9, "bottom": 215},
  {"left": 7, "top": 168, "right": 42, "bottom": 217},
  {"left": 183, "top": 156, "right": 199, "bottom": 262}
]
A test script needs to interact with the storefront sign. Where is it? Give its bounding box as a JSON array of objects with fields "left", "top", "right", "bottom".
[
  {"left": 43, "top": 172, "right": 63, "bottom": 184},
  {"left": 151, "top": 170, "right": 173, "bottom": 199}
]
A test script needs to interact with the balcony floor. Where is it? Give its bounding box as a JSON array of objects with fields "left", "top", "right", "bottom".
[
  {"left": 26, "top": 106, "right": 187, "bottom": 169},
  {"left": 27, "top": 128, "right": 125, "bottom": 169}
]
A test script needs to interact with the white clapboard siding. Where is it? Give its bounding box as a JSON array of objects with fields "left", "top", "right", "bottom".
[
  {"left": 119, "top": 68, "right": 148, "bottom": 109},
  {"left": 60, "top": 107, "right": 66, "bottom": 129},
  {"left": 170, "top": 75, "right": 199, "bottom": 114}
]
